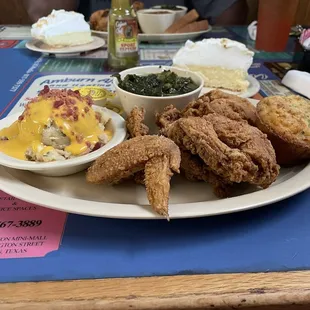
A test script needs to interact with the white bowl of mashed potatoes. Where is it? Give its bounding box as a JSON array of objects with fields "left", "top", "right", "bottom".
[{"left": 0, "top": 86, "right": 126, "bottom": 176}]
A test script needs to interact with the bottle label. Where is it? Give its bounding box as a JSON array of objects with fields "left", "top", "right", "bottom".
[{"left": 114, "top": 19, "right": 138, "bottom": 57}]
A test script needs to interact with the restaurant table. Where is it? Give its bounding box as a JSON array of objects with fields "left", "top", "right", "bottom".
[{"left": 0, "top": 25, "right": 310, "bottom": 310}]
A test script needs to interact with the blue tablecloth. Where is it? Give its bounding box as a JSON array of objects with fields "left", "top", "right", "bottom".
[{"left": 0, "top": 26, "right": 309, "bottom": 283}]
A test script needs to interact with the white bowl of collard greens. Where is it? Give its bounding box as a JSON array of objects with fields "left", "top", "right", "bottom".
[{"left": 112, "top": 65, "right": 203, "bottom": 127}]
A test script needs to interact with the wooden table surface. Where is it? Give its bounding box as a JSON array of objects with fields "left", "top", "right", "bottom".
[{"left": 0, "top": 270, "right": 310, "bottom": 309}]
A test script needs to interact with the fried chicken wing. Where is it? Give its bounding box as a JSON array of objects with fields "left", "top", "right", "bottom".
[
  {"left": 86, "top": 135, "right": 181, "bottom": 217},
  {"left": 126, "top": 106, "right": 149, "bottom": 138}
]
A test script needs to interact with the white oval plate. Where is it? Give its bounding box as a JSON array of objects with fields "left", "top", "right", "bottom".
[
  {"left": 26, "top": 36, "right": 105, "bottom": 55},
  {"left": 1, "top": 100, "right": 310, "bottom": 219},
  {"left": 92, "top": 27, "right": 211, "bottom": 43},
  {"left": 0, "top": 107, "right": 126, "bottom": 176},
  {"left": 200, "top": 75, "right": 260, "bottom": 98}
]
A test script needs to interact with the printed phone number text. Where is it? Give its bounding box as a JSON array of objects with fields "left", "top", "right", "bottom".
[{"left": 0, "top": 220, "right": 42, "bottom": 228}]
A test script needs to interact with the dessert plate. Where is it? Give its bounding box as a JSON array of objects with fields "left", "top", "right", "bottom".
[
  {"left": 1, "top": 100, "right": 310, "bottom": 219},
  {"left": 25, "top": 36, "right": 105, "bottom": 55},
  {"left": 92, "top": 27, "right": 211, "bottom": 43},
  {"left": 201, "top": 75, "right": 260, "bottom": 98}
]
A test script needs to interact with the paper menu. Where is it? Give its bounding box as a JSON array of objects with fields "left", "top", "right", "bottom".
[
  {"left": 8, "top": 74, "right": 117, "bottom": 116},
  {"left": 0, "top": 191, "right": 67, "bottom": 259}
]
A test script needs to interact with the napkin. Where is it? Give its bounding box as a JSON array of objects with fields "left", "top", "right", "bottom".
[
  {"left": 247, "top": 21, "right": 257, "bottom": 41},
  {"left": 299, "top": 28, "right": 310, "bottom": 50},
  {"left": 282, "top": 70, "right": 310, "bottom": 99}
]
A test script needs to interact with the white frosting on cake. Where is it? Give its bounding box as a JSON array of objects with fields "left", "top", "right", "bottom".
[
  {"left": 173, "top": 38, "right": 254, "bottom": 71},
  {"left": 31, "top": 9, "right": 90, "bottom": 39}
]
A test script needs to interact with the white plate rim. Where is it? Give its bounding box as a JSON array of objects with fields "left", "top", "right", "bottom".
[
  {"left": 1, "top": 97, "right": 310, "bottom": 220},
  {"left": 200, "top": 75, "right": 260, "bottom": 99},
  {"left": 25, "top": 36, "right": 105, "bottom": 54},
  {"left": 92, "top": 26, "right": 212, "bottom": 42},
  {"left": 0, "top": 161, "right": 309, "bottom": 219}
]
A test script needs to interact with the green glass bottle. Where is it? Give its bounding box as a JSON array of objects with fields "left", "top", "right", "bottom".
[{"left": 108, "top": 0, "right": 139, "bottom": 69}]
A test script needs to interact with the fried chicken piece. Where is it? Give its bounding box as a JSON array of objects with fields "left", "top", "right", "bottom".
[
  {"left": 156, "top": 107, "right": 234, "bottom": 197},
  {"left": 156, "top": 104, "right": 182, "bottom": 136},
  {"left": 89, "top": 9, "right": 109, "bottom": 31},
  {"left": 86, "top": 135, "right": 181, "bottom": 217},
  {"left": 205, "top": 89, "right": 253, "bottom": 104},
  {"left": 182, "top": 91, "right": 257, "bottom": 125},
  {"left": 180, "top": 151, "right": 233, "bottom": 198},
  {"left": 132, "top": 1, "right": 144, "bottom": 11},
  {"left": 126, "top": 106, "right": 149, "bottom": 184},
  {"left": 165, "top": 115, "right": 279, "bottom": 188},
  {"left": 145, "top": 155, "right": 173, "bottom": 216},
  {"left": 126, "top": 106, "right": 149, "bottom": 138}
]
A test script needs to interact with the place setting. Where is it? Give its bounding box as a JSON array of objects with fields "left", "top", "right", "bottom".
[
  {"left": 90, "top": 1, "right": 211, "bottom": 43},
  {"left": 2, "top": 0, "right": 310, "bottom": 308},
  {"left": 0, "top": 4, "right": 308, "bottom": 218}
]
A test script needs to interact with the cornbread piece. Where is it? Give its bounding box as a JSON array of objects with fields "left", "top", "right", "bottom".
[
  {"left": 256, "top": 95, "right": 310, "bottom": 166},
  {"left": 86, "top": 135, "right": 181, "bottom": 217},
  {"left": 31, "top": 10, "right": 92, "bottom": 47},
  {"left": 173, "top": 38, "right": 254, "bottom": 92}
]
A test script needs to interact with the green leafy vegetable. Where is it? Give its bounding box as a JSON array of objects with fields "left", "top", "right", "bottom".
[
  {"left": 114, "top": 70, "right": 199, "bottom": 97},
  {"left": 158, "top": 5, "right": 182, "bottom": 10}
]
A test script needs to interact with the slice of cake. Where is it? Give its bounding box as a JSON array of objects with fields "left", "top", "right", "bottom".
[
  {"left": 31, "top": 9, "right": 93, "bottom": 47},
  {"left": 172, "top": 38, "right": 254, "bottom": 92}
]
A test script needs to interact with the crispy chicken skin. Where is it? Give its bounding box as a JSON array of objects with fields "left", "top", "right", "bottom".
[
  {"left": 86, "top": 135, "right": 181, "bottom": 217},
  {"left": 126, "top": 106, "right": 149, "bottom": 138},
  {"left": 180, "top": 151, "right": 233, "bottom": 198},
  {"left": 173, "top": 115, "right": 279, "bottom": 188},
  {"left": 156, "top": 90, "right": 279, "bottom": 190},
  {"left": 156, "top": 105, "right": 235, "bottom": 197},
  {"left": 156, "top": 104, "right": 182, "bottom": 135},
  {"left": 182, "top": 90, "right": 257, "bottom": 125},
  {"left": 126, "top": 106, "right": 150, "bottom": 184}
]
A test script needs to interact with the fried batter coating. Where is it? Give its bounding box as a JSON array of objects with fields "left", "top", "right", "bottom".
[
  {"left": 145, "top": 155, "right": 173, "bottom": 217},
  {"left": 164, "top": 115, "right": 279, "bottom": 188},
  {"left": 126, "top": 106, "right": 149, "bottom": 138},
  {"left": 180, "top": 151, "right": 233, "bottom": 198},
  {"left": 86, "top": 135, "right": 181, "bottom": 217},
  {"left": 156, "top": 104, "right": 182, "bottom": 133},
  {"left": 182, "top": 90, "right": 257, "bottom": 125}
]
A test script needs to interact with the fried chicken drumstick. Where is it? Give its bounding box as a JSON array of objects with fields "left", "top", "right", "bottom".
[{"left": 86, "top": 135, "right": 181, "bottom": 217}]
